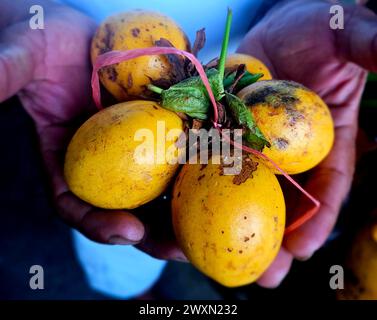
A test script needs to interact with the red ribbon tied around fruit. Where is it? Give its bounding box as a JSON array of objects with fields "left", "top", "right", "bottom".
[{"left": 91, "top": 47, "right": 321, "bottom": 236}]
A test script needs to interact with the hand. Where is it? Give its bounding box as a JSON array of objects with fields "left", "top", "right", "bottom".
[
  {"left": 238, "top": 0, "right": 377, "bottom": 287},
  {"left": 0, "top": 0, "right": 185, "bottom": 261}
]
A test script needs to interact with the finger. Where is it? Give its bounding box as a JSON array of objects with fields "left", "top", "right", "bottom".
[
  {"left": 136, "top": 238, "right": 187, "bottom": 262},
  {"left": 284, "top": 69, "right": 365, "bottom": 259},
  {"left": 38, "top": 123, "right": 183, "bottom": 253},
  {"left": 134, "top": 198, "right": 188, "bottom": 262},
  {"left": 57, "top": 192, "right": 145, "bottom": 245},
  {"left": 0, "top": 21, "right": 43, "bottom": 102},
  {"left": 37, "top": 123, "right": 145, "bottom": 245},
  {"left": 256, "top": 248, "right": 293, "bottom": 288},
  {"left": 284, "top": 124, "right": 356, "bottom": 259},
  {"left": 336, "top": 4, "right": 377, "bottom": 72}
]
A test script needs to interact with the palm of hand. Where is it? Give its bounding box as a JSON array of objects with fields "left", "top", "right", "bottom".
[
  {"left": 12, "top": 7, "right": 99, "bottom": 231},
  {"left": 4, "top": 5, "right": 183, "bottom": 259},
  {"left": 238, "top": 0, "right": 372, "bottom": 286},
  {"left": 1, "top": 5, "right": 139, "bottom": 247},
  {"left": 17, "top": 7, "right": 95, "bottom": 124}
]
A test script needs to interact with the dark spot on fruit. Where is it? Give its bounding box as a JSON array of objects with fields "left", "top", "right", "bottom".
[
  {"left": 177, "top": 191, "right": 181, "bottom": 198},
  {"left": 144, "top": 110, "right": 156, "bottom": 118},
  {"left": 146, "top": 28, "right": 150, "bottom": 32},
  {"left": 243, "top": 81, "right": 303, "bottom": 118},
  {"left": 131, "top": 28, "right": 140, "bottom": 37},
  {"left": 159, "top": 22, "right": 164, "bottom": 26},
  {"left": 221, "top": 230, "right": 224, "bottom": 234},
  {"left": 111, "top": 114, "right": 122, "bottom": 122},
  {"left": 127, "top": 74, "right": 133, "bottom": 89},
  {"left": 99, "top": 23, "right": 115, "bottom": 54},
  {"left": 275, "top": 137, "right": 289, "bottom": 150},
  {"left": 268, "top": 109, "right": 280, "bottom": 116},
  {"left": 244, "top": 237, "right": 250, "bottom": 242},
  {"left": 198, "top": 174, "right": 205, "bottom": 181},
  {"left": 239, "top": 250, "right": 243, "bottom": 254},
  {"left": 244, "top": 86, "right": 275, "bottom": 106},
  {"left": 107, "top": 67, "right": 118, "bottom": 81},
  {"left": 202, "top": 202, "right": 212, "bottom": 215},
  {"left": 244, "top": 216, "right": 247, "bottom": 220},
  {"left": 287, "top": 81, "right": 307, "bottom": 90},
  {"left": 232, "top": 157, "right": 258, "bottom": 185},
  {"left": 288, "top": 110, "right": 305, "bottom": 125},
  {"left": 152, "top": 105, "right": 158, "bottom": 110},
  {"left": 227, "top": 248, "right": 233, "bottom": 252},
  {"left": 251, "top": 233, "right": 255, "bottom": 238},
  {"left": 200, "top": 164, "right": 207, "bottom": 171}
]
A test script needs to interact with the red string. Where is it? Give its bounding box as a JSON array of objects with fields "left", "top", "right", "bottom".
[{"left": 91, "top": 47, "right": 320, "bottom": 235}]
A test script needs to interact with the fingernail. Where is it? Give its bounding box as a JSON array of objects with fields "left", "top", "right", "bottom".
[
  {"left": 174, "top": 256, "right": 188, "bottom": 263},
  {"left": 257, "top": 273, "right": 285, "bottom": 289},
  {"left": 296, "top": 254, "right": 312, "bottom": 261},
  {"left": 108, "top": 236, "right": 139, "bottom": 245}
]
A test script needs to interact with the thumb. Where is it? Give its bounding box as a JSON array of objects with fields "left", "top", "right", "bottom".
[
  {"left": 337, "top": 5, "right": 377, "bottom": 72},
  {"left": 0, "top": 21, "right": 44, "bottom": 102}
]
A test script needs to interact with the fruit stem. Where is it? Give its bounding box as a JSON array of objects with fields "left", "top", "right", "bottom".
[
  {"left": 218, "top": 8, "right": 233, "bottom": 83},
  {"left": 147, "top": 84, "right": 164, "bottom": 94}
]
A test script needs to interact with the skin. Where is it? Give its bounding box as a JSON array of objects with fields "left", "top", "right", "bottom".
[
  {"left": 0, "top": 0, "right": 186, "bottom": 259},
  {"left": 91, "top": 11, "right": 190, "bottom": 101},
  {"left": 238, "top": 80, "right": 334, "bottom": 174},
  {"left": 172, "top": 155, "right": 285, "bottom": 287},
  {"left": 337, "top": 221, "right": 377, "bottom": 300},
  {"left": 1, "top": 0, "right": 376, "bottom": 282},
  {"left": 64, "top": 101, "right": 183, "bottom": 209},
  {"left": 238, "top": 0, "right": 377, "bottom": 287},
  {"left": 225, "top": 53, "right": 272, "bottom": 80}
]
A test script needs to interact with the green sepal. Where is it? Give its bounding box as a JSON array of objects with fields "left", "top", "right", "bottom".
[
  {"left": 225, "top": 92, "right": 270, "bottom": 151},
  {"left": 223, "top": 71, "right": 263, "bottom": 92},
  {"left": 160, "top": 68, "right": 224, "bottom": 120}
]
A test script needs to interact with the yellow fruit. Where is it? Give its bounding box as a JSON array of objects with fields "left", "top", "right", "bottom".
[
  {"left": 238, "top": 80, "right": 334, "bottom": 174},
  {"left": 226, "top": 53, "right": 272, "bottom": 80},
  {"left": 64, "top": 100, "right": 183, "bottom": 209},
  {"left": 338, "top": 221, "right": 377, "bottom": 300},
  {"left": 172, "top": 155, "right": 285, "bottom": 287},
  {"left": 91, "top": 10, "right": 190, "bottom": 101}
]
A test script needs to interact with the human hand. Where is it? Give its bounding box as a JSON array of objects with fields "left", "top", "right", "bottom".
[
  {"left": 0, "top": 0, "right": 185, "bottom": 261},
  {"left": 238, "top": 0, "right": 377, "bottom": 287}
]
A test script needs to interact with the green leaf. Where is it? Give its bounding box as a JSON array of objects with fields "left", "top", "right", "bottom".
[
  {"left": 160, "top": 68, "right": 224, "bottom": 119},
  {"left": 223, "top": 70, "right": 263, "bottom": 92},
  {"left": 225, "top": 92, "right": 270, "bottom": 151}
]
